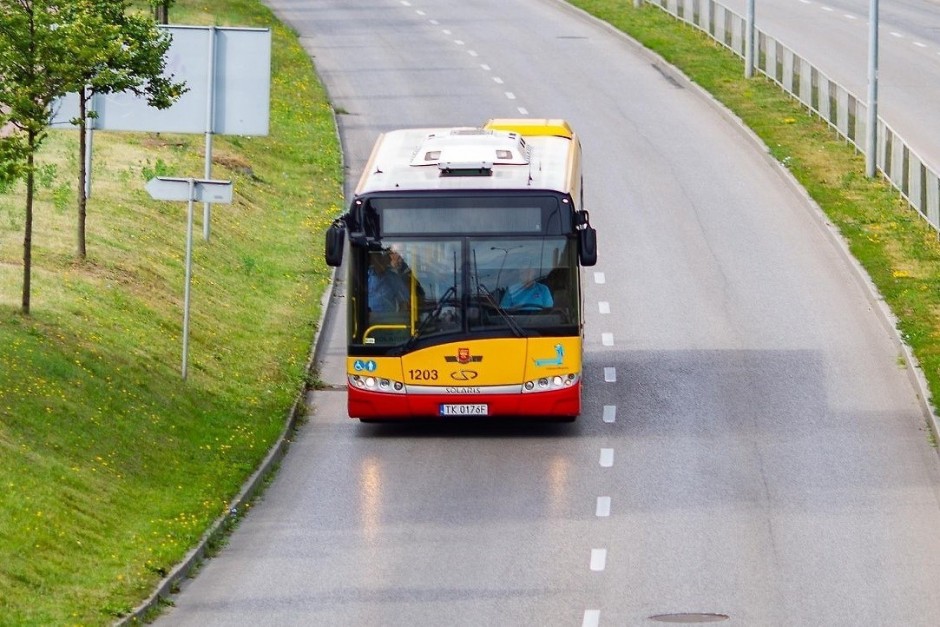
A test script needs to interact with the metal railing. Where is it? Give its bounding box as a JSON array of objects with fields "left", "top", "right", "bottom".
[{"left": 649, "top": 0, "right": 940, "bottom": 232}]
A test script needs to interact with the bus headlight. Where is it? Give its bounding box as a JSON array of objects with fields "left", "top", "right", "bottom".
[
  {"left": 522, "top": 373, "right": 580, "bottom": 393},
  {"left": 349, "top": 374, "right": 406, "bottom": 394}
]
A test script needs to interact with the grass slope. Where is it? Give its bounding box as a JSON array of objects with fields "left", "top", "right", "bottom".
[{"left": 0, "top": 0, "right": 342, "bottom": 623}]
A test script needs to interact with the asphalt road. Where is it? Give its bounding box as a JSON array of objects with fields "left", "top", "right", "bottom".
[{"left": 158, "top": 1, "right": 940, "bottom": 624}]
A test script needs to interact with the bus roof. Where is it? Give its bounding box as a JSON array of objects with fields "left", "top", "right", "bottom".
[{"left": 354, "top": 119, "right": 581, "bottom": 197}]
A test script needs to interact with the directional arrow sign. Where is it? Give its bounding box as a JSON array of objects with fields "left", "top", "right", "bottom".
[{"left": 146, "top": 177, "right": 233, "bottom": 204}]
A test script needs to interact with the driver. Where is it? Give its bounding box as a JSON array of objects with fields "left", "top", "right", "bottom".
[{"left": 500, "top": 267, "right": 553, "bottom": 310}]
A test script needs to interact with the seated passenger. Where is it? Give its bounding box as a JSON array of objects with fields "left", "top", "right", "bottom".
[{"left": 500, "top": 267, "right": 553, "bottom": 310}]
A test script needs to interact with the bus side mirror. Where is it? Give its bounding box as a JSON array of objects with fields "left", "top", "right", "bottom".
[
  {"left": 578, "top": 226, "right": 597, "bottom": 266},
  {"left": 325, "top": 220, "right": 346, "bottom": 267}
]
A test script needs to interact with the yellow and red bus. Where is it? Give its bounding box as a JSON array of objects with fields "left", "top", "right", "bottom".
[{"left": 325, "top": 119, "right": 597, "bottom": 421}]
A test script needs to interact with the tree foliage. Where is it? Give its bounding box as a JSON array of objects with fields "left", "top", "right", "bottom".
[
  {"left": 0, "top": 1, "right": 90, "bottom": 142},
  {"left": 67, "top": 0, "right": 185, "bottom": 109}
]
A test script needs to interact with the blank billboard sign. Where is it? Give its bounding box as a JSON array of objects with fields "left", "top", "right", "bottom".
[{"left": 52, "top": 26, "right": 271, "bottom": 136}]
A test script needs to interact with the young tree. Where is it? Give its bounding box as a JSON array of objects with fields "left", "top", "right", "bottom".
[
  {"left": 66, "top": 0, "right": 186, "bottom": 259},
  {"left": 0, "top": 0, "right": 92, "bottom": 314}
]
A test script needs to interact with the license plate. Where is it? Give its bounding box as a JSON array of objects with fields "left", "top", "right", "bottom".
[{"left": 440, "top": 403, "right": 488, "bottom": 416}]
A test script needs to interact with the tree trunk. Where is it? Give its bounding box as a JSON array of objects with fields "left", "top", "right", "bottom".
[
  {"left": 77, "top": 87, "right": 88, "bottom": 260},
  {"left": 22, "top": 132, "right": 35, "bottom": 315},
  {"left": 155, "top": 3, "right": 169, "bottom": 24}
]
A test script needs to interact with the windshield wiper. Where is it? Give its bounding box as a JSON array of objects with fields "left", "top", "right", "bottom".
[
  {"left": 398, "top": 285, "right": 459, "bottom": 353},
  {"left": 477, "top": 284, "right": 526, "bottom": 337}
]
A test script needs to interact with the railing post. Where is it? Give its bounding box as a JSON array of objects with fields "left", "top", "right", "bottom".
[
  {"left": 865, "top": 0, "right": 879, "bottom": 178},
  {"left": 745, "top": 0, "right": 756, "bottom": 78}
]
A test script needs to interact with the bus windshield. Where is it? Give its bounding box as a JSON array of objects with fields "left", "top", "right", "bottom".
[{"left": 350, "top": 236, "right": 579, "bottom": 349}]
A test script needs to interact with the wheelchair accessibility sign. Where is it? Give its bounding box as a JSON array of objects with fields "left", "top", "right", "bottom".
[{"left": 353, "top": 359, "right": 378, "bottom": 373}]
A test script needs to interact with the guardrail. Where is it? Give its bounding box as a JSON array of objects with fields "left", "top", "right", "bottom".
[{"left": 649, "top": 0, "right": 940, "bottom": 232}]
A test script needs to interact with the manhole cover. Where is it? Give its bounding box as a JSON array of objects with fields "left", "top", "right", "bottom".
[{"left": 649, "top": 614, "right": 730, "bottom": 623}]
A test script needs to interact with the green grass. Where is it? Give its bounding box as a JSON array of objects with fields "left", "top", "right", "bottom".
[
  {"left": 2, "top": 0, "right": 940, "bottom": 623},
  {"left": 570, "top": 0, "right": 940, "bottom": 412},
  {"left": 0, "top": 0, "right": 342, "bottom": 623}
]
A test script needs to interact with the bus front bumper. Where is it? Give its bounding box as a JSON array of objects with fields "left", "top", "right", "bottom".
[{"left": 347, "top": 383, "right": 581, "bottom": 420}]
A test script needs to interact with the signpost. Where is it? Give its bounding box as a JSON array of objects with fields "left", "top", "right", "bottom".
[{"left": 146, "top": 177, "right": 233, "bottom": 379}]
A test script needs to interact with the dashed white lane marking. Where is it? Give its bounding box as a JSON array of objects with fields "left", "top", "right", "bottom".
[
  {"left": 845, "top": 14, "right": 856, "bottom": 19},
  {"left": 467, "top": 49, "right": 478, "bottom": 57},
  {"left": 480, "top": 63, "right": 490, "bottom": 71},
  {"left": 603, "top": 405, "right": 616, "bottom": 423},
  {"left": 594, "top": 272, "right": 605, "bottom": 284},
  {"left": 821, "top": 5, "right": 833, "bottom": 11},
  {"left": 400, "top": 0, "right": 411, "bottom": 5},
  {"left": 890, "top": 31, "right": 903, "bottom": 38},
  {"left": 599, "top": 448, "right": 614, "bottom": 467},
  {"left": 454, "top": 39, "right": 464, "bottom": 46},
  {"left": 493, "top": 76, "right": 504, "bottom": 84},
  {"left": 590, "top": 548, "right": 607, "bottom": 571},
  {"left": 443, "top": 29, "right": 452, "bottom": 35},
  {"left": 505, "top": 91, "right": 516, "bottom": 100},
  {"left": 583, "top": 609, "right": 601, "bottom": 627},
  {"left": 517, "top": 107, "right": 529, "bottom": 115},
  {"left": 598, "top": 301, "right": 610, "bottom": 314},
  {"left": 596, "top": 496, "right": 611, "bottom": 517},
  {"left": 604, "top": 367, "right": 616, "bottom": 383},
  {"left": 601, "top": 332, "right": 613, "bottom": 346},
  {"left": 416, "top": 9, "right": 425, "bottom": 16},
  {"left": 430, "top": 19, "right": 439, "bottom": 25},
  {"left": 915, "top": 41, "right": 927, "bottom": 48}
]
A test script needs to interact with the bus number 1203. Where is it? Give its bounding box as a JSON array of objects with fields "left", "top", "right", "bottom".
[{"left": 409, "top": 369, "right": 439, "bottom": 381}]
